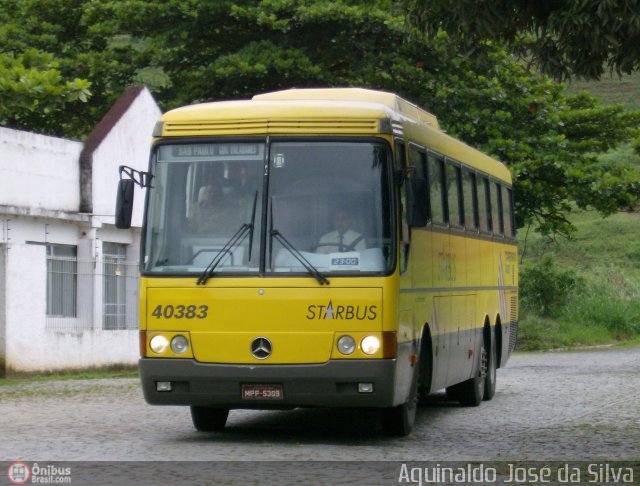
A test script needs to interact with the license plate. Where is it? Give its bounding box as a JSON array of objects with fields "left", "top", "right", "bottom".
[{"left": 241, "top": 384, "right": 284, "bottom": 400}]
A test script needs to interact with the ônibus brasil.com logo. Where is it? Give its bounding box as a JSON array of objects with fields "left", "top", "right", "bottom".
[
  {"left": 7, "top": 462, "right": 30, "bottom": 484},
  {"left": 7, "top": 462, "right": 72, "bottom": 484}
]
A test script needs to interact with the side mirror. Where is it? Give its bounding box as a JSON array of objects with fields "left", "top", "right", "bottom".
[{"left": 115, "top": 179, "right": 135, "bottom": 229}]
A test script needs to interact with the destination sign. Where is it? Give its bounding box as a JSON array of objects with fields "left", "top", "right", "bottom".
[{"left": 159, "top": 143, "right": 264, "bottom": 161}]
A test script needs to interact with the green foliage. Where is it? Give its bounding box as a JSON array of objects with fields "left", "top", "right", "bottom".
[
  {"left": 1, "top": 0, "right": 640, "bottom": 237},
  {"left": 403, "top": 0, "right": 640, "bottom": 81},
  {"left": 0, "top": 0, "right": 141, "bottom": 136},
  {"left": 516, "top": 314, "right": 612, "bottom": 351},
  {"left": 519, "top": 266, "right": 640, "bottom": 350},
  {"left": 520, "top": 255, "right": 581, "bottom": 317},
  {"left": 0, "top": 366, "right": 138, "bottom": 385},
  {"left": 0, "top": 50, "right": 91, "bottom": 136},
  {"left": 562, "top": 268, "right": 640, "bottom": 337},
  {"left": 415, "top": 41, "right": 640, "bottom": 236},
  {"left": 518, "top": 209, "right": 640, "bottom": 350}
]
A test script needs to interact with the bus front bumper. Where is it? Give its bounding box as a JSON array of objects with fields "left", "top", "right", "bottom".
[{"left": 139, "top": 358, "right": 398, "bottom": 409}]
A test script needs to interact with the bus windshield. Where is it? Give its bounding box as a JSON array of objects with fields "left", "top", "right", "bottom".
[{"left": 143, "top": 139, "right": 394, "bottom": 277}]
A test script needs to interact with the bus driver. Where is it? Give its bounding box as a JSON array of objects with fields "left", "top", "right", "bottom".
[{"left": 316, "top": 209, "right": 366, "bottom": 254}]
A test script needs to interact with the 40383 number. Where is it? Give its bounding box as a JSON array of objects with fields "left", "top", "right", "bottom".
[{"left": 151, "top": 304, "right": 208, "bottom": 319}]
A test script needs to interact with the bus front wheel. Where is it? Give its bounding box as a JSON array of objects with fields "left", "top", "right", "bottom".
[
  {"left": 381, "top": 399, "right": 417, "bottom": 436},
  {"left": 381, "top": 365, "right": 419, "bottom": 436},
  {"left": 190, "top": 406, "right": 229, "bottom": 432}
]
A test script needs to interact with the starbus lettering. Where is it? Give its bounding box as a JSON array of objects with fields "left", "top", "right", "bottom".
[{"left": 306, "top": 301, "right": 377, "bottom": 320}]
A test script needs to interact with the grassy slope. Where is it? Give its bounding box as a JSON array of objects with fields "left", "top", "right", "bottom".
[
  {"left": 520, "top": 210, "right": 640, "bottom": 278},
  {"left": 568, "top": 71, "right": 640, "bottom": 109},
  {"left": 518, "top": 73, "right": 640, "bottom": 350},
  {"left": 518, "top": 210, "right": 640, "bottom": 349}
]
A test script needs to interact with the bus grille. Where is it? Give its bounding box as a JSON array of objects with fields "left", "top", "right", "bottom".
[
  {"left": 161, "top": 118, "right": 381, "bottom": 136},
  {"left": 510, "top": 295, "right": 518, "bottom": 324},
  {"left": 509, "top": 296, "right": 518, "bottom": 353}
]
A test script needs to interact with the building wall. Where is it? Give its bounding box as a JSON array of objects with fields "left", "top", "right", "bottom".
[
  {"left": 92, "top": 88, "right": 161, "bottom": 228},
  {"left": 0, "top": 88, "right": 159, "bottom": 373},
  {"left": 0, "top": 127, "right": 82, "bottom": 211},
  {"left": 0, "top": 214, "right": 140, "bottom": 372},
  {"left": 0, "top": 243, "right": 6, "bottom": 376}
]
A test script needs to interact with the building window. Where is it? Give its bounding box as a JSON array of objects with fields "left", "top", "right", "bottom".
[
  {"left": 103, "top": 243, "right": 128, "bottom": 330},
  {"left": 46, "top": 244, "right": 77, "bottom": 317}
]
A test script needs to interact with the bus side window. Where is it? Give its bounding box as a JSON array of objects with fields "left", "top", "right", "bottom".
[
  {"left": 445, "top": 160, "right": 463, "bottom": 228},
  {"left": 395, "top": 140, "right": 410, "bottom": 274},
  {"left": 409, "top": 145, "right": 429, "bottom": 226},
  {"left": 491, "top": 181, "right": 504, "bottom": 235},
  {"left": 427, "top": 152, "right": 446, "bottom": 225},
  {"left": 462, "top": 168, "right": 478, "bottom": 230},
  {"left": 477, "top": 175, "right": 491, "bottom": 233},
  {"left": 502, "top": 185, "right": 514, "bottom": 237},
  {"left": 394, "top": 140, "right": 406, "bottom": 172},
  {"left": 394, "top": 140, "right": 408, "bottom": 226}
]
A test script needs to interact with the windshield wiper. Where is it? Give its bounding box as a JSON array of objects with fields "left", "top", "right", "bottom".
[
  {"left": 197, "top": 191, "right": 258, "bottom": 285},
  {"left": 270, "top": 229, "right": 330, "bottom": 286}
]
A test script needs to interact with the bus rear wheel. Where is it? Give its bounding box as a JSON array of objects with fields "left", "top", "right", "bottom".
[
  {"left": 448, "top": 342, "right": 487, "bottom": 407},
  {"left": 190, "top": 406, "right": 229, "bottom": 432},
  {"left": 483, "top": 332, "right": 497, "bottom": 401}
]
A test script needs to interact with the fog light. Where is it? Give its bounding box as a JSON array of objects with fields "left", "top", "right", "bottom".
[
  {"left": 358, "top": 383, "right": 374, "bottom": 393},
  {"left": 149, "top": 335, "right": 169, "bottom": 354},
  {"left": 156, "top": 381, "right": 172, "bottom": 392},
  {"left": 337, "top": 335, "right": 356, "bottom": 355},
  {"left": 361, "top": 336, "right": 380, "bottom": 355},
  {"left": 171, "top": 335, "right": 189, "bottom": 354}
]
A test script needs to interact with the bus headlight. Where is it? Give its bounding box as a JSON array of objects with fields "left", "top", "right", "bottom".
[
  {"left": 337, "top": 335, "right": 356, "bottom": 355},
  {"left": 361, "top": 336, "right": 380, "bottom": 355},
  {"left": 171, "top": 335, "right": 189, "bottom": 354},
  {"left": 149, "top": 335, "right": 169, "bottom": 354}
]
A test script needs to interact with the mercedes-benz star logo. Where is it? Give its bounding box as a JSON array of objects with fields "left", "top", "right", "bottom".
[{"left": 251, "top": 337, "right": 272, "bottom": 360}]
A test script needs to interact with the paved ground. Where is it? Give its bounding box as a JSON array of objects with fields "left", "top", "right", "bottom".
[{"left": 1, "top": 347, "right": 638, "bottom": 484}]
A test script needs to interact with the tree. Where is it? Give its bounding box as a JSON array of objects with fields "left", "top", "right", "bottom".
[
  {"left": 2, "top": 0, "right": 639, "bottom": 235},
  {"left": 0, "top": 0, "right": 140, "bottom": 137},
  {"left": 402, "top": 0, "right": 640, "bottom": 80},
  {"left": 0, "top": 49, "right": 90, "bottom": 136},
  {"left": 410, "top": 38, "right": 640, "bottom": 235}
]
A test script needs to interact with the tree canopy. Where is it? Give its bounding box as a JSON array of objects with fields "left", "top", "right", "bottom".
[
  {"left": 1, "top": 0, "right": 639, "bottom": 236},
  {"left": 403, "top": 0, "right": 640, "bottom": 81}
]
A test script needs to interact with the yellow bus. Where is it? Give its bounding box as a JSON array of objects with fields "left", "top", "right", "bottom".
[{"left": 116, "top": 88, "right": 518, "bottom": 436}]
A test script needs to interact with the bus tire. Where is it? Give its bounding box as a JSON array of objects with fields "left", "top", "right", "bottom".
[
  {"left": 190, "top": 406, "right": 229, "bottom": 432},
  {"left": 445, "top": 385, "right": 461, "bottom": 402},
  {"left": 454, "top": 339, "right": 487, "bottom": 407},
  {"left": 483, "top": 330, "right": 497, "bottom": 401},
  {"left": 417, "top": 329, "right": 433, "bottom": 404},
  {"left": 381, "top": 366, "right": 419, "bottom": 436}
]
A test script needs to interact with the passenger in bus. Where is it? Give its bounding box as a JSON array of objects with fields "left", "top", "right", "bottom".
[
  {"left": 189, "top": 184, "right": 228, "bottom": 232},
  {"left": 316, "top": 209, "right": 366, "bottom": 254}
]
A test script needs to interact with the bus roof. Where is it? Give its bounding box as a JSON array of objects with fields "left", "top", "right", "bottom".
[
  {"left": 157, "top": 88, "right": 510, "bottom": 182},
  {"left": 159, "top": 88, "right": 438, "bottom": 131},
  {"left": 253, "top": 88, "right": 440, "bottom": 128}
]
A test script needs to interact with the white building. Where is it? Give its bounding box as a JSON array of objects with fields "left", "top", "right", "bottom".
[{"left": 0, "top": 86, "right": 161, "bottom": 374}]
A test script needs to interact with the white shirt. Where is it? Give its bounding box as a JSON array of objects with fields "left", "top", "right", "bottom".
[{"left": 317, "top": 229, "right": 366, "bottom": 254}]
